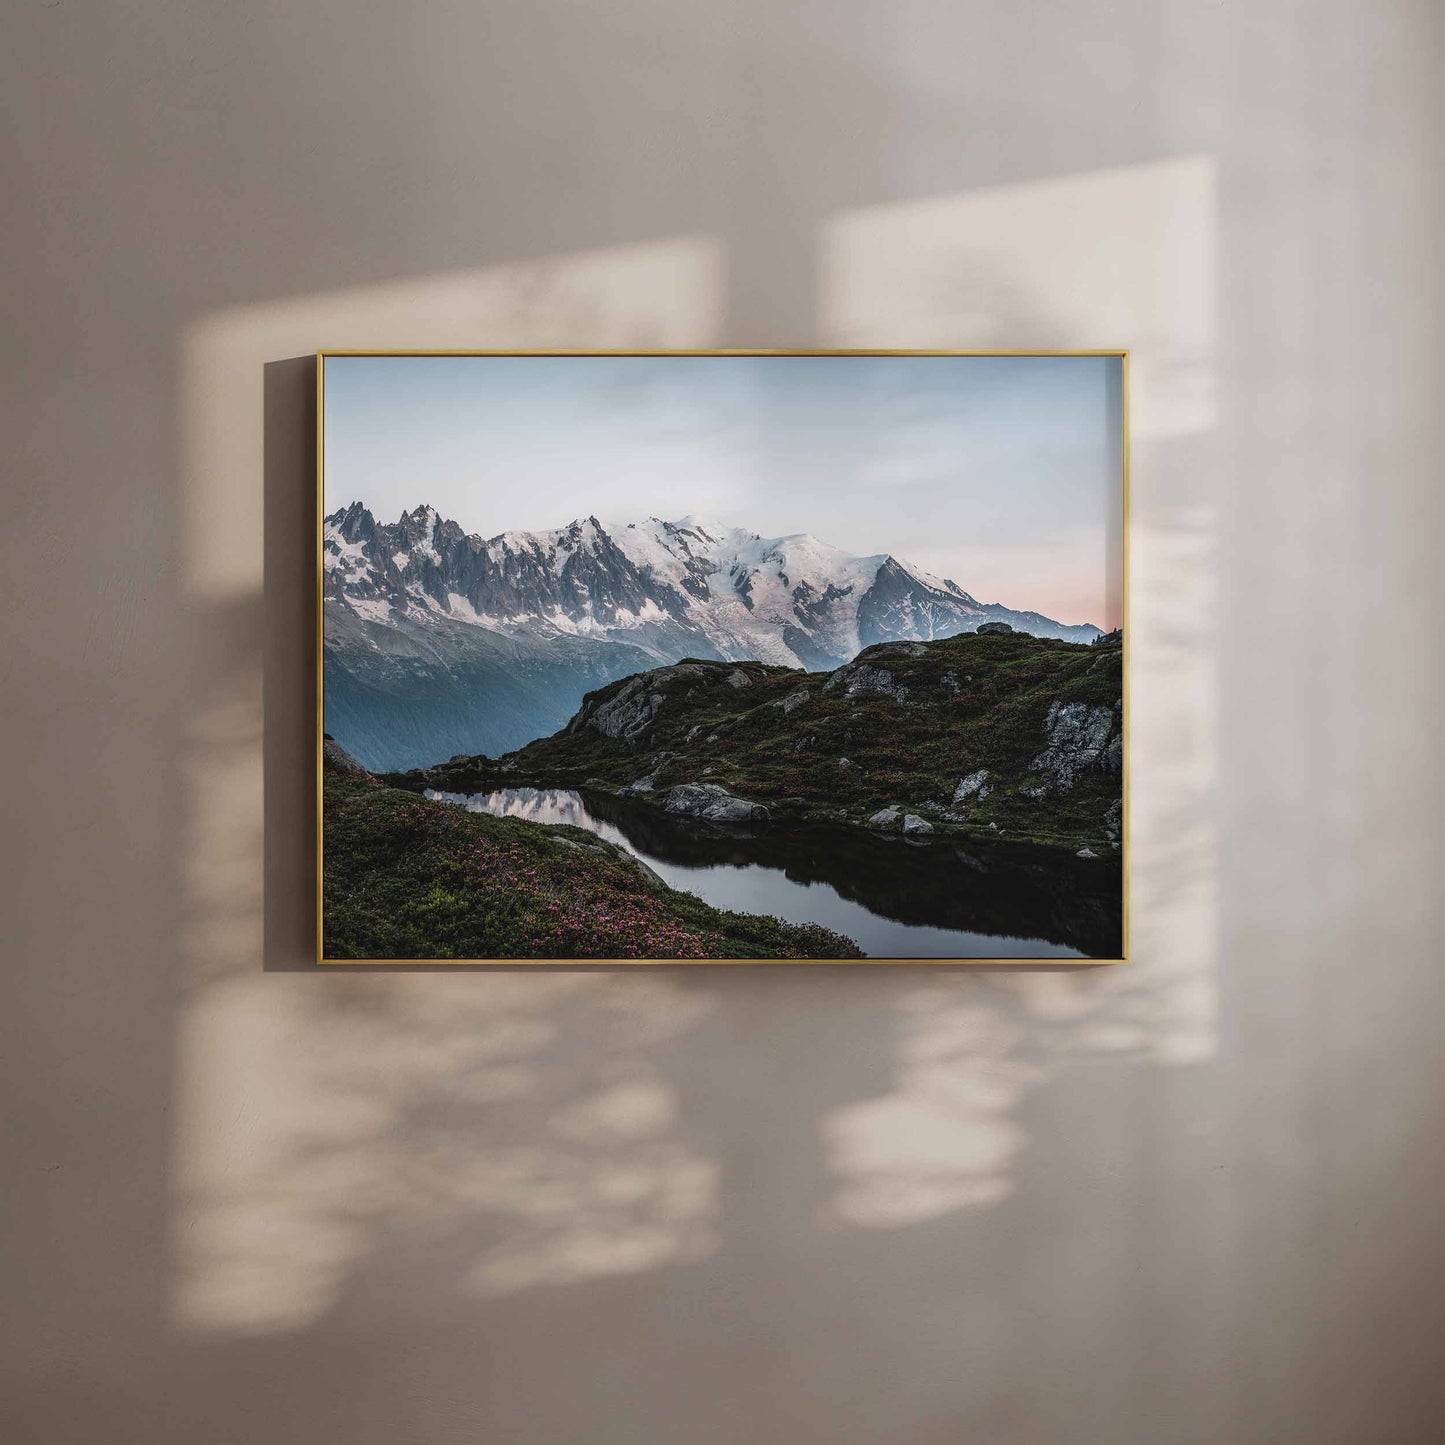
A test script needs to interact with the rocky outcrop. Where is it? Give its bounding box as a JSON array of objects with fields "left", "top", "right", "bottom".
[
  {"left": 976, "top": 621, "right": 1013, "bottom": 635},
  {"left": 570, "top": 665, "right": 709, "bottom": 740},
  {"left": 663, "top": 783, "right": 770, "bottom": 825},
  {"left": 410, "top": 627, "right": 1123, "bottom": 852},
  {"left": 1023, "top": 700, "right": 1120, "bottom": 795},
  {"left": 824, "top": 640, "right": 929, "bottom": 704},
  {"left": 568, "top": 661, "right": 784, "bottom": 743}
]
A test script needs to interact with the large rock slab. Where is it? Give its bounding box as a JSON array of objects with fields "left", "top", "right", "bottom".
[
  {"left": 1026, "top": 700, "right": 1118, "bottom": 793},
  {"left": 569, "top": 663, "right": 712, "bottom": 740},
  {"left": 662, "top": 782, "right": 770, "bottom": 825}
]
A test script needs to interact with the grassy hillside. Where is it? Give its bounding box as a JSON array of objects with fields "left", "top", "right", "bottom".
[
  {"left": 397, "top": 630, "right": 1123, "bottom": 850},
  {"left": 323, "top": 771, "right": 863, "bottom": 960}
]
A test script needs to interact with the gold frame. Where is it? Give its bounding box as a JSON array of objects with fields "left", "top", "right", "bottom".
[{"left": 316, "top": 349, "right": 1130, "bottom": 966}]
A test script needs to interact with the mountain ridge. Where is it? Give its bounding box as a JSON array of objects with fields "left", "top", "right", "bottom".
[
  {"left": 325, "top": 502, "right": 1101, "bottom": 658},
  {"left": 323, "top": 501, "right": 1104, "bottom": 771}
]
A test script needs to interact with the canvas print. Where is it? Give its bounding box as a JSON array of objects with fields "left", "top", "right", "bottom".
[{"left": 319, "top": 352, "right": 1126, "bottom": 962}]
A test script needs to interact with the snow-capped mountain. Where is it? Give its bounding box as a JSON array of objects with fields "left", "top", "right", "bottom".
[
  {"left": 326, "top": 503, "right": 1097, "bottom": 663},
  {"left": 323, "top": 502, "right": 1099, "bottom": 771}
]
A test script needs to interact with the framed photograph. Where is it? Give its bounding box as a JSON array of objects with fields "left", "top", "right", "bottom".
[{"left": 318, "top": 351, "right": 1127, "bottom": 963}]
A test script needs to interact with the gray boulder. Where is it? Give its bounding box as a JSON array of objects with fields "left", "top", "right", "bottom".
[
  {"left": 902, "top": 814, "right": 934, "bottom": 836},
  {"left": 772, "top": 687, "right": 812, "bottom": 716},
  {"left": 663, "top": 783, "right": 770, "bottom": 825},
  {"left": 976, "top": 621, "right": 1014, "bottom": 635},
  {"left": 952, "top": 768, "right": 992, "bottom": 804},
  {"left": 868, "top": 807, "right": 902, "bottom": 830},
  {"left": 825, "top": 663, "right": 909, "bottom": 703}
]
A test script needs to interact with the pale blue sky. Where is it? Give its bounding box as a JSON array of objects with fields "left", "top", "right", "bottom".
[{"left": 324, "top": 354, "right": 1121, "bottom": 627}]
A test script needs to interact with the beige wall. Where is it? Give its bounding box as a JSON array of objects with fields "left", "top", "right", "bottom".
[{"left": 4, "top": 3, "right": 1442, "bottom": 1442}]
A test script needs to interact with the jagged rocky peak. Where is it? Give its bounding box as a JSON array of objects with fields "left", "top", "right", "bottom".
[
  {"left": 331, "top": 500, "right": 375, "bottom": 542},
  {"left": 323, "top": 501, "right": 1103, "bottom": 674}
]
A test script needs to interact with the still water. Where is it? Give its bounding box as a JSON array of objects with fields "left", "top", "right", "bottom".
[{"left": 427, "top": 786, "right": 1122, "bottom": 960}]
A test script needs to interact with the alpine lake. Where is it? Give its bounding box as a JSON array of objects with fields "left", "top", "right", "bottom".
[{"left": 426, "top": 786, "right": 1123, "bottom": 960}]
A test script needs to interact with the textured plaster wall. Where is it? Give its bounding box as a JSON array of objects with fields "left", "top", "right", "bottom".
[{"left": 2, "top": 3, "right": 1441, "bottom": 1443}]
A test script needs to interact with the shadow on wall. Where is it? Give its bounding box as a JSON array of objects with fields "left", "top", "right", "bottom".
[{"left": 173, "top": 157, "right": 1218, "bottom": 1342}]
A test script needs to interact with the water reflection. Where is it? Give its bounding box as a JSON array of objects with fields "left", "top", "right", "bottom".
[{"left": 427, "top": 786, "right": 1121, "bottom": 959}]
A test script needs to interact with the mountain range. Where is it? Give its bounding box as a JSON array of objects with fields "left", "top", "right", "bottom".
[{"left": 324, "top": 502, "right": 1101, "bottom": 770}]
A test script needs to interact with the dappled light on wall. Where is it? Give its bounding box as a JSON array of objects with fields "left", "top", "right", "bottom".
[
  {"left": 821, "top": 989, "right": 1038, "bottom": 1225},
  {"left": 817, "top": 157, "right": 1219, "bottom": 1225},
  {"left": 173, "top": 239, "right": 723, "bottom": 1334},
  {"left": 173, "top": 973, "right": 717, "bottom": 1333}
]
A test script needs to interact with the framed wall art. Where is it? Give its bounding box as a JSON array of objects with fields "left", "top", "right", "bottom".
[{"left": 318, "top": 351, "right": 1127, "bottom": 963}]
